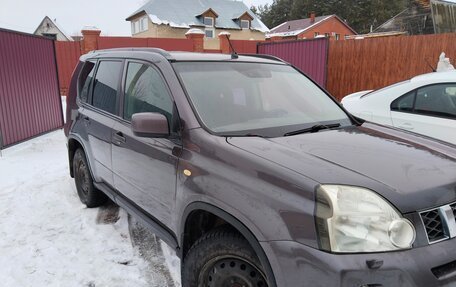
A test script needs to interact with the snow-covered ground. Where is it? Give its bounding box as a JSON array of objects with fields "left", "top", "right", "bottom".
[{"left": 0, "top": 130, "right": 181, "bottom": 287}]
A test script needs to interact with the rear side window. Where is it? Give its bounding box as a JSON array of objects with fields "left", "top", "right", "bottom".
[
  {"left": 414, "top": 84, "right": 456, "bottom": 118},
  {"left": 391, "top": 91, "right": 415, "bottom": 112},
  {"left": 78, "top": 60, "right": 96, "bottom": 103},
  {"left": 123, "top": 62, "right": 173, "bottom": 125},
  {"left": 92, "top": 61, "right": 123, "bottom": 114}
]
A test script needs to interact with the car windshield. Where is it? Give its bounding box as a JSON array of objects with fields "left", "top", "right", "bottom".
[{"left": 174, "top": 62, "right": 352, "bottom": 137}]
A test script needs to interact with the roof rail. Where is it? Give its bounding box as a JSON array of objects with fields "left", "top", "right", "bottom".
[
  {"left": 91, "top": 47, "right": 172, "bottom": 59},
  {"left": 238, "top": 53, "right": 287, "bottom": 64}
]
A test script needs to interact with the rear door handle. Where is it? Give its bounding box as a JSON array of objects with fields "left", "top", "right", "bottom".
[
  {"left": 113, "top": 131, "right": 126, "bottom": 146},
  {"left": 82, "top": 116, "right": 90, "bottom": 125}
]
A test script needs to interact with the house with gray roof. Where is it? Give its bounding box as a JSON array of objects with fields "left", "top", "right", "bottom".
[{"left": 126, "top": 0, "right": 269, "bottom": 49}]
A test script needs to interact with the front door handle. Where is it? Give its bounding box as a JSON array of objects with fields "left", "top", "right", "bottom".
[{"left": 113, "top": 131, "right": 126, "bottom": 146}]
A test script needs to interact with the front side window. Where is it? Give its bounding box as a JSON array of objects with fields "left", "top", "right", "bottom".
[
  {"left": 174, "top": 62, "right": 351, "bottom": 137},
  {"left": 124, "top": 62, "right": 173, "bottom": 127},
  {"left": 314, "top": 32, "right": 320, "bottom": 37},
  {"left": 92, "top": 61, "right": 123, "bottom": 114},
  {"left": 78, "top": 60, "right": 96, "bottom": 103},
  {"left": 415, "top": 84, "right": 456, "bottom": 118}
]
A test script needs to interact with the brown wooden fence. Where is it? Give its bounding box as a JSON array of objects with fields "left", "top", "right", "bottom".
[{"left": 327, "top": 33, "right": 456, "bottom": 100}]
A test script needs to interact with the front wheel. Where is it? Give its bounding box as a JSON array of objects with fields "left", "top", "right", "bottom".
[
  {"left": 73, "top": 148, "right": 107, "bottom": 208},
  {"left": 182, "top": 227, "right": 269, "bottom": 287}
]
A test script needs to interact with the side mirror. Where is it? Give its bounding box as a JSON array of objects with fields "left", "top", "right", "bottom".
[{"left": 131, "top": 112, "right": 169, "bottom": 138}]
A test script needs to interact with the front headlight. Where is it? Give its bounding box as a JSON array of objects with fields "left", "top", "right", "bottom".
[{"left": 316, "top": 185, "right": 415, "bottom": 253}]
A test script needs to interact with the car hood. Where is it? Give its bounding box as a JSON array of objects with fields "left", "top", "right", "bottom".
[{"left": 227, "top": 123, "right": 456, "bottom": 213}]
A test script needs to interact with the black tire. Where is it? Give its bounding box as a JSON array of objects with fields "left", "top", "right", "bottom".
[
  {"left": 73, "top": 148, "right": 107, "bottom": 208},
  {"left": 182, "top": 227, "right": 269, "bottom": 287}
]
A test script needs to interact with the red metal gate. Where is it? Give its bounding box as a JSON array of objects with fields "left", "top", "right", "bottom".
[
  {"left": 258, "top": 38, "right": 329, "bottom": 87},
  {"left": 0, "top": 28, "right": 63, "bottom": 148}
]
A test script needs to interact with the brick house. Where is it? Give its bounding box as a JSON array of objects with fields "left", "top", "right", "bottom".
[
  {"left": 126, "top": 0, "right": 269, "bottom": 49},
  {"left": 267, "top": 14, "right": 357, "bottom": 41}
]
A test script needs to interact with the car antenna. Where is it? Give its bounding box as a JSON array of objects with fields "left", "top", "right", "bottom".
[
  {"left": 425, "top": 57, "right": 436, "bottom": 72},
  {"left": 225, "top": 34, "right": 238, "bottom": 59}
]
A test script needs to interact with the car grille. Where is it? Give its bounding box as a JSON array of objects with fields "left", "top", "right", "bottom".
[{"left": 420, "top": 203, "right": 456, "bottom": 244}]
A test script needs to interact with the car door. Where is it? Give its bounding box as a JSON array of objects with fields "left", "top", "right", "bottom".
[
  {"left": 391, "top": 83, "right": 456, "bottom": 143},
  {"left": 80, "top": 60, "right": 124, "bottom": 186},
  {"left": 112, "top": 60, "right": 180, "bottom": 226}
]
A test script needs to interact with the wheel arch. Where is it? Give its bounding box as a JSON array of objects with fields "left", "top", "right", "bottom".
[
  {"left": 67, "top": 135, "right": 92, "bottom": 178},
  {"left": 180, "top": 201, "right": 277, "bottom": 287}
]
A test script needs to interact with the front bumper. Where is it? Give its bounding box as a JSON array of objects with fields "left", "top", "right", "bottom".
[{"left": 262, "top": 237, "right": 456, "bottom": 287}]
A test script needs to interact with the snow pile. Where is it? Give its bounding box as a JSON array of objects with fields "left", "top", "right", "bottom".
[
  {"left": 436, "top": 52, "right": 455, "bottom": 72},
  {"left": 0, "top": 131, "right": 180, "bottom": 286}
]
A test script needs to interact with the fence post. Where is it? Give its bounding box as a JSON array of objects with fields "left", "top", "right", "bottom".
[
  {"left": 185, "top": 29, "right": 205, "bottom": 53},
  {"left": 218, "top": 31, "right": 231, "bottom": 54},
  {"left": 81, "top": 27, "right": 101, "bottom": 54}
]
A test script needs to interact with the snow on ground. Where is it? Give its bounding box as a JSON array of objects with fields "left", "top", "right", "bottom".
[{"left": 0, "top": 130, "right": 181, "bottom": 287}]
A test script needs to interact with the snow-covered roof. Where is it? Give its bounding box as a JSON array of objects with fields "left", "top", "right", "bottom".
[
  {"left": 266, "top": 15, "right": 356, "bottom": 38},
  {"left": 33, "top": 16, "right": 74, "bottom": 41},
  {"left": 126, "top": 0, "right": 269, "bottom": 33}
]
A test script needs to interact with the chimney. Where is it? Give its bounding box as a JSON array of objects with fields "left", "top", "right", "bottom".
[{"left": 310, "top": 12, "right": 316, "bottom": 24}]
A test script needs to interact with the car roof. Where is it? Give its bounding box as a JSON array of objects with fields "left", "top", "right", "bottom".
[
  {"left": 410, "top": 71, "right": 456, "bottom": 83},
  {"left": 81, "top": 48, "right": 286, "bottom": 65}
]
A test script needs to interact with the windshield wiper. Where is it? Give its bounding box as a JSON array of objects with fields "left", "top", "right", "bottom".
[{"left": 283, "top": 123, "right": 341, "bottom": 137}]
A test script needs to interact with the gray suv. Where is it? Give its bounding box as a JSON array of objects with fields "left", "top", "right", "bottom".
[{"left": 65, "top": 48, "right": 456, "bottom": 287}]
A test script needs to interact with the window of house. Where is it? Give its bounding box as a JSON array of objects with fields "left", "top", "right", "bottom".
[
  {"left": 204, "top": 17, "right": 214, "bottom": 27},
  {"left": 345, "top": 35, "right": 350, "bottom": 40},
  {"left": 132, "top": 17, "right": 148, "bottom": 34},
  {"left": 335, "top": 34, "right": 340, "bottom": 40},
  {"left": 205, "top": 29, "right": 214, "bottom": 38},
  {"left": 314, "top": 32, "right": 319, "bottom": 37},
  {"left": 124, "top": 62, "right": 174, "bottom": 128},
  {"left": 140, "top": 17, "right": 148, "bottom": 32},
  {"left": 324, "top": 33, "right": 330, "bottom": 38},
  {"left": 241, "top": 20, "right": 250, "bottom": 29},
  {"left": 92, "top": 61, "right": 123, "bottom": 114},
  {"left": 78, "top": 60, "right": 96, "bottom": 103},
  {"left": 42, "top": 33, "right": 57, "bottom": 40}
]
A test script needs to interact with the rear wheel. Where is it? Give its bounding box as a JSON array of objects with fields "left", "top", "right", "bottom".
[
  {"left": 73, "top": 148, "right": 107, "bottom": 208},
  {"left": 182, "top": 227, "right": 269, "bottom": 287}
]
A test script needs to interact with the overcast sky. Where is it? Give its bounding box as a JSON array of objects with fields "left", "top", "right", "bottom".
[{"left": 0, "top": 0, "right": 272, "bottom": 36}]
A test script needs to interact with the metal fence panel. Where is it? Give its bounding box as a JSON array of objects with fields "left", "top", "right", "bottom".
[
  {"left": 0, "top": 28, "right": 63, "bottom": 148},
  {"left": 55, "top": 41, "right": 81, "bottom": 96},
  {"left": 258, "top": 38, "right": 329, "bottom": 87}
]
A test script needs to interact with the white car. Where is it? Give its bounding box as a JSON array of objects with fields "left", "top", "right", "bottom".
[{"left": 341, "top": 71, "right": 456, "bottom": 144}]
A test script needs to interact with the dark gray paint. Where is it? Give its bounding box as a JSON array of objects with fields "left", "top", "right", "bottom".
[{"left": 66, "top": 49, "right": 456, "bottom": 287}]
